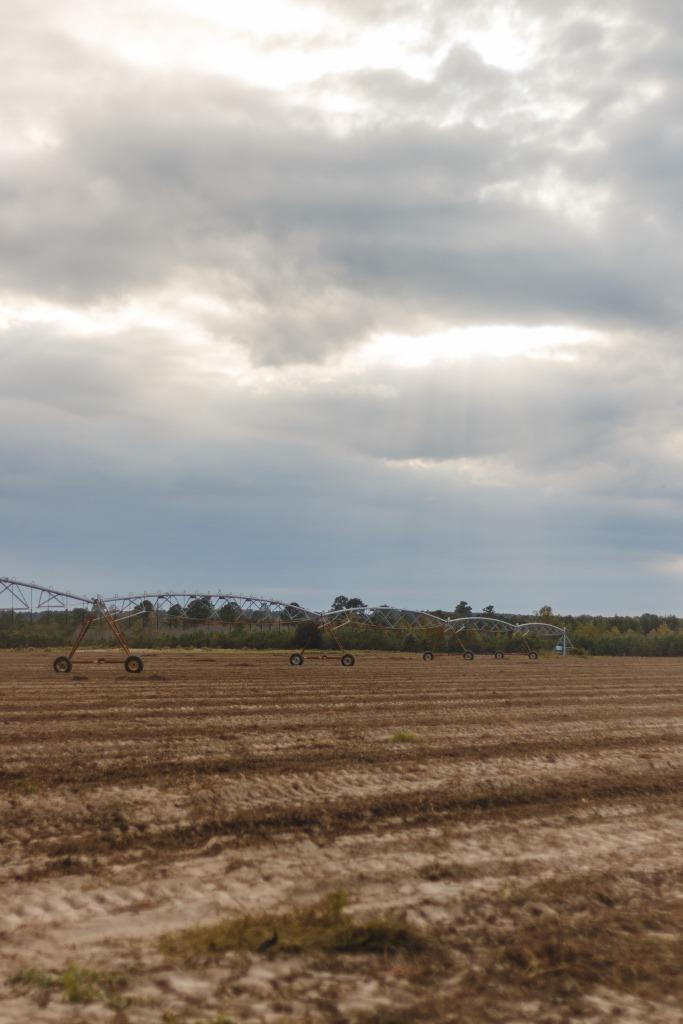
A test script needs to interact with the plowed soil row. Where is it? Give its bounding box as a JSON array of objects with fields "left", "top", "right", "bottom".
[{"left": 1, "top": 651, "right": 682, "bottom": 1024}]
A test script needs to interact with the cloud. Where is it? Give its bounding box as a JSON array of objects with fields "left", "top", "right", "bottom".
[
  {"left": 0, "top": 71, "right": 668, "bottom": 364},
  {"left": 2, "top": 0, "right": 683, "bottom": 611},
  {"left": 0, "top": 321, "right": 681, "bottom": 612},
  {"left": 1, "top": 2, "right": 679, "bottom": 363}
]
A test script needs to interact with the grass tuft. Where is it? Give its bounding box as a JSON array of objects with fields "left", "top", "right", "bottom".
[
  {"left": 61, "top": 965, "right": 105, "bottom": 1004},
  {"left": 10, "top": 966, "right": 54, "bottom": 990},
  {"left": 160, "top": 889, "right": 443, "bottom": 966},
  {"left": 388, "top": 729, "right": 420, "bottom": 743},
  {"left": 10, "top": 963, "right": 129, "bottom": 1007}
]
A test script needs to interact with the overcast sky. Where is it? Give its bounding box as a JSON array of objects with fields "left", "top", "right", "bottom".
[{"left": 2, "top": 0, "right": 682, "bottom": 614}]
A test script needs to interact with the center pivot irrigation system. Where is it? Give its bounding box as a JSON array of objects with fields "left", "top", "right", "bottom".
[
  {"left": 420, "top": 616, "right": 568, "bottom": 662},
  {"left": 290, "top": 608, "right": 568, "bottom": 665},
  {"left": 50, "top": 599, "right": 146, "bottom": 674},
  {"left": 0, "top": 577, "right": 570, "bottom": 674},
  {"left": 289, "top": 606, "right": 453, "bottom": 667},
  {"left": 0, "top": 580, "right": 147, "bottom": 673}
]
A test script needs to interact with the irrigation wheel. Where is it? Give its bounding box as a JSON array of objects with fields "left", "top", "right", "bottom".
[
  {"left": 124, "top": 655, "right": 144, "bottom": 674},
  {"left": 53, "top": 656, "right": 72, "bottom": 673}
]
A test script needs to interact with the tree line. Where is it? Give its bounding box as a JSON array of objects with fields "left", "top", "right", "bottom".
[{"left": 2, "top": 597, "right": 683, "bottom": 655}]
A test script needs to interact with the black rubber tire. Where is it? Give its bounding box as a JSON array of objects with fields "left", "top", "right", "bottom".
[
  {"left": 494, "top": 651, "right": 504, "bottom": 660},
  {"left": 528, "top": 651, "right": 538, "bottom": 661},
  {"left": 289, "top": 652, "right": 304, "bottom": 666},
  {"left": 422, "top": 651, "right": 434, "bottom": 661},
  {"left": 341, "top": 654, "right": 355, "bottom": 667},
  {"left": 53, "top": 656, "right": 72, "bottom": 673},
  {"left": 463, "top": 651, "right": 475, "bottom": 661},
  {"left": 125, "top": 655, "right": 144, "bottom": 674}
]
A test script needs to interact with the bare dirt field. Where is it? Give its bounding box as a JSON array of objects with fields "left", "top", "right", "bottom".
[{"left": 0, "top": 651, "right": 681, "bottom": 1024}]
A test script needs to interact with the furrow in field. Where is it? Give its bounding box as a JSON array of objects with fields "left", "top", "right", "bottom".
[
  {"left": 2, "top": 754, "right": 681, "bottom": 880},
  {"left": 0, "top": 728, "right": 681, "bottom": 789}
]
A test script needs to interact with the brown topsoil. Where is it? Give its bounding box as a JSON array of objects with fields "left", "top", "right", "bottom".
[{"left": 0, "top": 650, "right": 682, "bottom": 1023}]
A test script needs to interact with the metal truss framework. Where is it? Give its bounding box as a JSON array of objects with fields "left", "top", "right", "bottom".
[
  {"left": 321, "top": 606, "right": 447, "bottom": 631},
  {"left": 103, "top": 592, "right": 317, "bottom": 627},
  {"left": 517, "top": 621, "right": 568, "bottom": 639},
  {"left": 0, "top": 578, "right": 570, "bottom": 660},
  {"left": 322, "top": 610, "right": 567, "bottom": 640},
  {"left": 446, "top": 616, "right": 567, "bottom": 642},
  {"left": 435, "top": 615, "right": 569, "bottom": 660},
  {"left": 0, "top": 577, "right": 91, "bottom": 614}
]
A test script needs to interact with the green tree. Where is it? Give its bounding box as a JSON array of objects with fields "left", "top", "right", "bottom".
[
  {"left": 293, "top": 620, "right": 322, "bottom": 649},
  {"left": 330, "top": 595, "right": 365, "bottom": 611},
  {"left": 219, "top": 601, "right": 242, "bottom": 624},
  {"left": 185, "top": 596, "right": 214, "bottom": 621},
  {"left": 134, "top": 599, "right": 154, "bottom": 624},
  {"left": 167, "top": 603, "right": 184, "bottom": 623}
]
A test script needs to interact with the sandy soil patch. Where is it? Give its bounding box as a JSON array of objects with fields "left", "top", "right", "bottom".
[{"left": 0, "top": 651, "right": 682, "bottom": 1023}]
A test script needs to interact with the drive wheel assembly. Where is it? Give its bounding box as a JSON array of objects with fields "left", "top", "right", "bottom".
[
  {"left": 422, "top": 651, "right": 434, "bottom": 661},
  {"left": 53, "top": 656, "right": 72, "bottom": 673},
  {"left": 494, "top": 651, "right": 504, "bottom": 660},
  {"left": 125, "top": 655, "right": 144, "bottom": 673},
  {"left": 528, "top": 651, "right": 538, "bottom": 661},
  {"left": 341, "top": 653, "right": 355, "bottom": 667},
  {"left": 289, "top": 652, "right": 304, "bottom": 666},
  {"left": 463, "top": 651, "right": 475, "bottom": 661}
]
